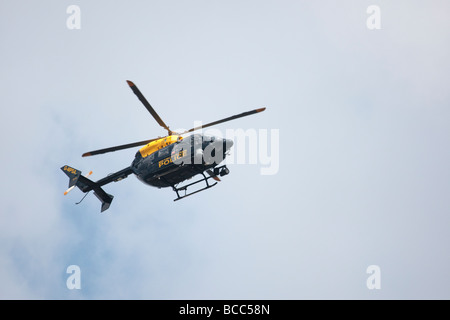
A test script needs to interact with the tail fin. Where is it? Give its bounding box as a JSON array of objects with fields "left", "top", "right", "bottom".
[
  {"left": 93, "top": 188, "right": 114, "bottom": 213},
  {"left": 61, "top": 165, "right": 82, "bottom": 188},
  {"left": 61, "top": 165, "right": 114, "bottom": 213}
]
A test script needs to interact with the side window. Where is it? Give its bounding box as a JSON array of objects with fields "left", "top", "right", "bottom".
[{"left": 158, "top": 148, "right": 169, "bottom": 157}]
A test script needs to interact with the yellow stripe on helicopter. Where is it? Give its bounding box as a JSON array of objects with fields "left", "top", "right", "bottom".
[{"left": 138, "top": 135, "right": 183, "bottom": 158}]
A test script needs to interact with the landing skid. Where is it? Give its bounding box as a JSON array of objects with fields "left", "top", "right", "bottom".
[
  {"left": 172, "top": 171, "right": 217, "bottom": 201},
  {"left": 172, "top": 165, "right": 228, "bottom": 201}
]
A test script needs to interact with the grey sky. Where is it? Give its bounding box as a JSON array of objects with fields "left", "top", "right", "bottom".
[{"left": 1, "top": 0, "right": 450, "bottom": 299}]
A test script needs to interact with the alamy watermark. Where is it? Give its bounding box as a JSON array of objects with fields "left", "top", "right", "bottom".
[
  {"left": 170, "top": 122, "right": 280, "bottom": 175},
  {"left": 367, "top": 5, "right": 381, "bottom": 30},
  {"left": 366, "top": 265, "right": 381, "bottom": 290},
  {"left": 66, "top": 5, "right": 81, "bottom": 30},
  {"left": 66, "top": 265, "right": 81, "bottom": 290}
]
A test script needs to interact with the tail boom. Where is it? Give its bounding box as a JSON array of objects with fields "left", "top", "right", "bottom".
[{"left": 61, "top": 165, "right": 133, "bottom": 212}]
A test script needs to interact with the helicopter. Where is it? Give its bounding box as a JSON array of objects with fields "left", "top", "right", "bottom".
[{"left": 61, "top": 80, "right": 266, "bottom": 212}]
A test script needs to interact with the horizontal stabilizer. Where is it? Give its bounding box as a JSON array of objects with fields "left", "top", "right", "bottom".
[{"left": 64, "top": 170, "right": 93, "bottom": 195}]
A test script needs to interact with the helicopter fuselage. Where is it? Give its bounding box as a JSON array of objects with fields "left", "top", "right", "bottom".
[{"left": 131, "top": 134, "right": 233, "bottom": 188}]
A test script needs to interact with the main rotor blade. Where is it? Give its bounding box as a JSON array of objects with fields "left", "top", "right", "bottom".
[
  {"left": 82, "top": 138, "right": 160, "bottom": 157},
  {"left": 126, "top": 80, "right": 172, "bottom": 135},
  {"left": 179, "top": 107, "right": 266, "bottom": 135}
]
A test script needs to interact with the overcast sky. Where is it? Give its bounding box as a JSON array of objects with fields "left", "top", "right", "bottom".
[{"left": 1, "top": 0, "right": 450, "bottom": 299}]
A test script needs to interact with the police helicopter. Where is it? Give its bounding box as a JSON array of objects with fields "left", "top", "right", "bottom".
[{"left": 61, "top": 80, "right": 266, "bottom": 212}]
